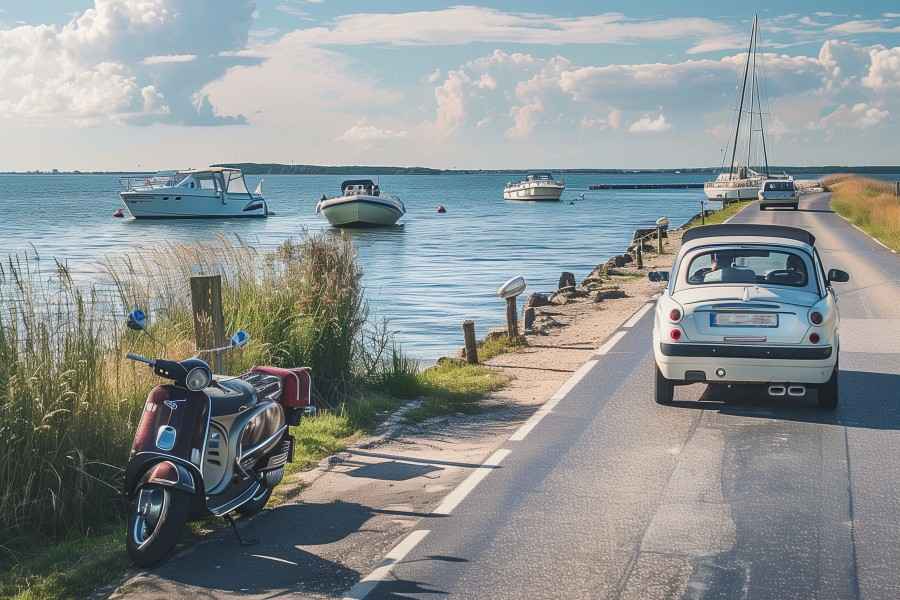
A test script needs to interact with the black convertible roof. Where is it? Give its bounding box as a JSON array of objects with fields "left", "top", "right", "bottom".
[{"left": 682, "top": 224, "right": 815, "bottom": 246}]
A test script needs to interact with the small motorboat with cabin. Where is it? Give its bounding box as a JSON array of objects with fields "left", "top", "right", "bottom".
[
  {"left": 503, "top": 173, "right": 565, "bottom": 201},
  {"left": 119, "top": 167, "right": 267, "bottom": 219},
  {"left": 316, "top": 180, "right": 405, "bottom": 227}
]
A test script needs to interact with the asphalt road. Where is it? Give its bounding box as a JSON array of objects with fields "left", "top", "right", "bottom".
[{"left": 359, "top": 193, "right": 900, "bottom": 600}]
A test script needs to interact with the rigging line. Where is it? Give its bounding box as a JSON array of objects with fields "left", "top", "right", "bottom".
[
  {"left": 755, "top": 28, "right": 770, "bottom": 176},
  {"left": 729, "top": 14, "right": 756, "bottom": 176},
  {"left": 746, "top": 20, "right": 757, "bottom": 172}
]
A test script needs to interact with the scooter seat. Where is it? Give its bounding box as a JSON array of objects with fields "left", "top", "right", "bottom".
[{"left": 208, "top": 377, "right": 258, "bottom": 417}]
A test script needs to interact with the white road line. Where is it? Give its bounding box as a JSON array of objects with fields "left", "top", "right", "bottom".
[
  {"left": 432, "top": 449, "right": 511, "bottom": 516},
  {"left": 342, "top": 529, "right": 431, "bottom": 600},
  {"left": 623, "top": 303, "right": 653, "bottom": 328},
  {"left": 851, "top": 222, "right": 897, "bottom": 254},
  {"left": 509, "top": 394, "right": 563, "bottom": 442},
  {"left": 596, "top": 330, "right": 627, "bottom": 356}
]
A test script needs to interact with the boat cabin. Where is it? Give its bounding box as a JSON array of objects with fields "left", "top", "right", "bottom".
[
  {"left": 526, "top": 173, "right": 555, "bottom": 182},
  {"left": 341, "top": 179, "right": 380, "bottom": 197},
  {"left": 175, "top": 168, "right": 252, "bottom": 195}
]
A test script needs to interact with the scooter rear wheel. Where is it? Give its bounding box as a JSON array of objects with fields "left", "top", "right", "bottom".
[{"left": 126, "top": 484, "right": 191, "bottom": 567}]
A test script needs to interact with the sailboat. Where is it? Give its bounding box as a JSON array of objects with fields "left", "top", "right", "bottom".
[{"left": 704, "top": 16, "right": 789, "bottom": 201}]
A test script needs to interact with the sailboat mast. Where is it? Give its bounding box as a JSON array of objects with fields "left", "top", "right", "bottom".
[
  {"left": 729, "top": 15, "right": 757, "bottom": 176},
  {"left": 746, "top": 23, "right": 757, "bottom": 171},
  {"left": 754, "top": 25, "right": 770, "bottom": 176}
]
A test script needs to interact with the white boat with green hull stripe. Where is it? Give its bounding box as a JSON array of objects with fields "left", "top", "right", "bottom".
[{"left": 316, "top": 180, "right": 405, "bottom": 227}]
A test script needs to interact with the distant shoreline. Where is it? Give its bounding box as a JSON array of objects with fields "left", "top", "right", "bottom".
[{"left": 3, "top": 164, "right": 900, "bottom": 176}]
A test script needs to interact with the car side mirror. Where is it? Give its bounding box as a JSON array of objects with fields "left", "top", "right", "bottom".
[
  {"left": 648, "top": 271, "right": 670, "bottom": 283},
  {"left": 827, "top": 268, "right": 850, "bottom": 283},
  {"left": 126, "top": 308, "right": 147, "bottom": 331}
]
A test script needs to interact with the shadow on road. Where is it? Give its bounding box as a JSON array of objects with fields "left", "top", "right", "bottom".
[
  {"left": 797, "top": 208, "right": 835, "bottom": 213},
  {"left": 125, "top": 500, "right": 440, "bottom": 597},
  {"left": 668, "top": 369, "right": 900, "bottom": 430}
]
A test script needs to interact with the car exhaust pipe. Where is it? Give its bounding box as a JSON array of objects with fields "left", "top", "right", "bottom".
[
  {"left": 768, "top": 385, "right": 786, "bottom": 397},
  {"left": 787, "top": 385, "right": 806, "bottom": 397}
]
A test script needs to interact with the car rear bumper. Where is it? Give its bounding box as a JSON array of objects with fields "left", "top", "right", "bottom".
[{"left": 655, "top": 343, "right": 836, "bottom": 384}]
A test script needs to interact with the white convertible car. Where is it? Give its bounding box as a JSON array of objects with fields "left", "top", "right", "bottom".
[{"left": 649, "top": 224, "right": 850, "bottom": 409}]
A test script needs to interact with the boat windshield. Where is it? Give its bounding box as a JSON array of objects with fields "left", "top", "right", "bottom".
[{"left": 224, "top": 170, "right": 249, "bottom": 194}]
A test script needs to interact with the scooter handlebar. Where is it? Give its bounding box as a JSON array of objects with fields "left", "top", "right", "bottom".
[{"left": 126, "top": 352, "right": 154, "bottom": 365}]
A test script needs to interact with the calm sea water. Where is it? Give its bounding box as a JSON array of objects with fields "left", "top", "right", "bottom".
[{"left": 0, "top": 171, "right": 881, "bottom": 359}]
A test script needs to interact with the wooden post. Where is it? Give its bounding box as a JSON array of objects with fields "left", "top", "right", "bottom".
[
  {"left": 190, "top": 275, "right": 225, "bottom": 373},
  {"left": 656, "top": 226, "right": 663, "bottom": 254},
  {"left": 635, "top": 241, "right": 643, "bottom": 269},
  {"left": 700, "top": 200, "right": 706, "bottom": 225},
  {"left": 506, "top": 296, "right": 519, "bottom": 339},
  {"left": 462, "top": 320, "right": 478, "bottom": 364},
  {"left": 896, "top": 181, "right": 899, "bottom": 198}
]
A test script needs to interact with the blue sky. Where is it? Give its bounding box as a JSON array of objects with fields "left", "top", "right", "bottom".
[{"left": 1, "top": 1, "right": 899, "bottom": 170}]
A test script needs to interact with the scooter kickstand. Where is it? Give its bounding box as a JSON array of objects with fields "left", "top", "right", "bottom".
[{"left": 225, "top": 514, "right": 259, "bottom": 547}]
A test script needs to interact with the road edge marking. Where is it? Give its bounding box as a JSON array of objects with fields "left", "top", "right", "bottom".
[
  {"left": 623, "top": 302, "right": 653, "bottom": 328},
  {"left": 432, "top": 449, "right": 511, "bottom": 516},
  {"left": 342, "top": 529, "right": 431, "bottom": 600},
  {"left": 838, "top": 213, "right": 898, "bottom": 254},
  {"left": 596, "top": 330, "right": 627, "bottom": 356}
]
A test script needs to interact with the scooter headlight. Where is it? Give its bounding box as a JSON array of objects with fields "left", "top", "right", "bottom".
[{"left": 185, "top": 367, "right": 211, "bottom": 391}]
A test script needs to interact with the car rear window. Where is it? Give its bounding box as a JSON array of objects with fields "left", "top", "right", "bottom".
[
  {"left": 765, "top": 181, "right": 795, "bottom": 191},
  {"left": 686, "top": 248, "right": 809, "bottom": 287}
]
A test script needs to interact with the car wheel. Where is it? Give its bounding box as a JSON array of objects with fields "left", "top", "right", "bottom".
[
  {"left": 655, "top": 365, "right": 675, "bottom": 405},
  {"left": 817, "top": 364, "right": 839, "bottom": 410}
]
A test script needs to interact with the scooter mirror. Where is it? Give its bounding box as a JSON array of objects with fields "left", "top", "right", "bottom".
[
  {"left": 126, "top": 309, "right": 147, "bottom": 331},
  {"left": 230, "top": 330, "right": 250, "bottom": 348}
]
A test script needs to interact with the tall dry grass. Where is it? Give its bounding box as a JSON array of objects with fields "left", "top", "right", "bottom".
[
  {"left": 824, "top": 175, "right": 900, "bottom": 251},
  {"left": 0, "top": 231, "right": 398, "bottom": 544}
]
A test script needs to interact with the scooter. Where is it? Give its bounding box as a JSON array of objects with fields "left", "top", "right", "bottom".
[{"left": 122, "top": 309, "right": 314, "bottom": 567}]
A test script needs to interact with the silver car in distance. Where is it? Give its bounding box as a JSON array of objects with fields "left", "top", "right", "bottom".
[{"left": 648, "top": 224, "right": 850, "bottom": 409}]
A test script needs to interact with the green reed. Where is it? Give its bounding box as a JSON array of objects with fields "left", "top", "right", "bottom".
[{"left": 0, "top": 231, "right": 405, "bottom": 542}]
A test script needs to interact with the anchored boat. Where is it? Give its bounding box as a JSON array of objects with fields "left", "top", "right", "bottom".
[
  {"left": 316, "top": 179, "right": 405, "bottom": 227},
  {"left": 704, "top": 16, "right": 789, "bottom": 201},
  {"left": 120, "top": 167, "right": 267, "bottom": 219},
  {"left": 503, "top": 173, "right": 565, "bottom": 201}
]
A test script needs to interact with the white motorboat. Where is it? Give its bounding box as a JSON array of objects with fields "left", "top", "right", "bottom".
[
  {"left": 316, "top": 180, "right": 405, "bottom": 227},
  {"left": 120, "top": 167, "right": 267, "bottom": 219},
  {"left": 503, "top": 173, "right": 565, "bottom": 201},
  {"left": 704, "top": 16, "right": 789, "bottom": 202}
]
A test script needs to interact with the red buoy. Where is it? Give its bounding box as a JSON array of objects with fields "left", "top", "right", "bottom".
[{"left": 437, "top": 205, "right": 447, "bottom": 213}]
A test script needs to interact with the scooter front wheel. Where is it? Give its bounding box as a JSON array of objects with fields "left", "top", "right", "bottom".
[{"left": 126, "top": 484, "right": 191, "bottom": 567}]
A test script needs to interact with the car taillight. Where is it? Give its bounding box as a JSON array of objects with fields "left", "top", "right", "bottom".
[
  {"left": 669, "top": 308, "right": 682, "bottom": 322},
  {"left": 809, "top": 332, "right": 820, "bottom": 344},
  {"left": 809, "top": 311, "right": 823, "bottom": 325},
  {"left": 669, "top": 328, "right": 682, "bottom": 341}
]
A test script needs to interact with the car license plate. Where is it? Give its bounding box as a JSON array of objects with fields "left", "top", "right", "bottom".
[{"left": 712, "top": 312, "right": 777, "bottom": 327}]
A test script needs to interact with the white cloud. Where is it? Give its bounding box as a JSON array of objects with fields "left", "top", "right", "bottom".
[
  {"left": 818, "top": 103, "right": 889, "bottom": 129},
  {"left": 507, "top": 100, "right": 543, "bottom": 139},
  {"left": 629, "top": 113, "right": 671, "bottom": 133},
  {"left": 581, "top": 109, "right": 622, "bottom": 130},
  {"left": 827, "top": 20, "right": 900, "bottom": 34},
  {"left": 337, "top": 122, "right": 407, "bottom": 143},
  {"left": 0, "top": 0, "right": 256, "bottom": 125},
  {"left": 289, "top": 7, "right": 732, "bottom": 48},
  {"left": 142, "top": 54, "right": 197, "bottom": 65},
  {"left": 864, "top": 47, "right": 900, "bottom": 90},
  {"left": 426, "top": 68, "right": 441, "bottom": 83}
]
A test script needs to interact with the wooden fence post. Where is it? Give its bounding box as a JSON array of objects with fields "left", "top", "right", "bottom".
[
  {"left": 462, "top": 320, "right": 478, "bottom": 364},
  {"left": 190, "top": 274, "right": 225, "bottom": 373},
  {"left": 635, "top": 242, "right": 643, "bottom": 269},
  {"left": 656, "top": 226, "right": 663, "bottom": 254},
  {"left": 506, "top": 296, "right": 519, "bottom": 339}
]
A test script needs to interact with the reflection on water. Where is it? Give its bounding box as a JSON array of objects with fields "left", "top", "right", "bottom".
[{"left": 0, "top": 171, "right": 849, "bottom": 359}]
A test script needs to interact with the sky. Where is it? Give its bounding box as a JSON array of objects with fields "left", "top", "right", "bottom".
[{"left": 0, "top": 1, "right": 899, "bottom": 170}]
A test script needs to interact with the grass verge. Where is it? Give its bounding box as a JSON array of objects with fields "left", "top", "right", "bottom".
[
  {"left": 685, "top": 200, "right": 753, "bottom": 228},
  {"left": 825, "top": 175, "right": 900, "bottom": 251}
]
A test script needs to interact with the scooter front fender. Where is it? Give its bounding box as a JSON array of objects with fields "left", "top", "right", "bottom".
[{"left": 135, "top": 460, "right": 197, "bottom": 495}]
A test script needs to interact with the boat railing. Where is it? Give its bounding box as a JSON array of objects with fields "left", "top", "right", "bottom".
[{"left": 120, "top": 174, "right": 179, "bottom": 191}]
